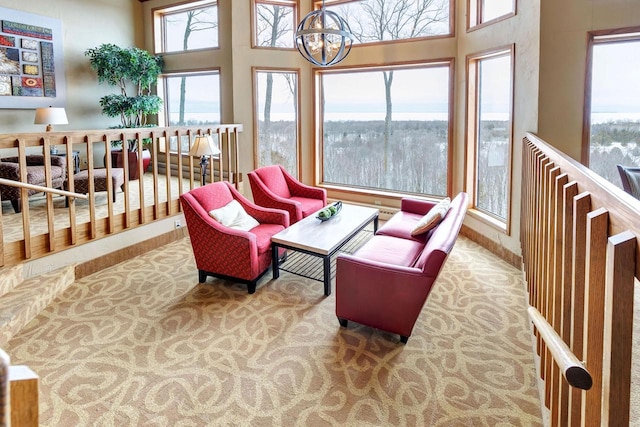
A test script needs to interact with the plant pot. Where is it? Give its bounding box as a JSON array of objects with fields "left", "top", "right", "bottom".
[{"left": 110, "top": 149, "right": 151, "bottom": 181}]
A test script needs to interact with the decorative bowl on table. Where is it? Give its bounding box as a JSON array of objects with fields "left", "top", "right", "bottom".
[{"left": 316, "top": 201, "right": 342, "bottom": 221}]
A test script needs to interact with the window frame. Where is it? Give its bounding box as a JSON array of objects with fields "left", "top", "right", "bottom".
[
  {"left": 152, "top": 0, "right": 219, "bottom": 55},
  {"left": 251, "top": 0, "right": 298, "bottom": 50},
  {"left": 465, "top": 45, "right": 515, "bottom": 233},
  {"left": 252, "top": 66, "right": 302, "bottom": 177},
  {"left": 581, "top": 26, "right": 640, "bottom": 166},
  {"left": 158, "top": 69, "right": 222, "bottom": 128},
  {"left": 467, "top": 0, "right": 516, "bottom": 32},
  {"left": 315, "top": 0, "right": 455, "bottom": 47},
  {"left": 314, "top": 59, "right": 455, "bottom": 199}
]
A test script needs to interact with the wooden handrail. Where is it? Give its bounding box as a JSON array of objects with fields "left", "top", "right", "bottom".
[
  {"left": 0, "top": 178, "right": 87, "bottom": 200},
  {"left": 528, "top": 307, "right": 592, "bottom": 390}
]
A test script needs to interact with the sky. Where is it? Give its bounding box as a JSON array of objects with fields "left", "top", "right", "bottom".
[{"left": 592, "top": 40, "right": 640, "bottom": 113}]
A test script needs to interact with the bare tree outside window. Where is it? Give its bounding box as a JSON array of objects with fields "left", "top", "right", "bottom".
[
  {"left": 321, "top": 65, "right": 450, "bottom": 197},
  {"left": 327, "top": 0, "right": 450, "bottom": 186},
  {"left": 165, "top": 5, "right": 218, "bottom": 125},
  {"left": 256, "top": 71, "right": 298, "bottom": 175},
  {"left": 254, "top": 2, "right": 298, "bottom": 176},
  {"left": 256, "top": 2, "right": 294, "bottom": 48}
]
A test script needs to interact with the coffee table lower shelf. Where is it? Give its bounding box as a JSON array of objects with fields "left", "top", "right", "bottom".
[{"left": 271, "top": 213, "right": 378, "bottom": 296}]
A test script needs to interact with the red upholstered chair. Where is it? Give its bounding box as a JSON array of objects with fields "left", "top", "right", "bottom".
[
  {"left": 248, "top": 165, "right": 327, "bottom": 224},
  {"left": 180, "top": 181, "right": 289, "bottom": 294}
]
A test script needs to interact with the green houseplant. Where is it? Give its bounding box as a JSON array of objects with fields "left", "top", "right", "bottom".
[{"left": 85, "top": 44, "right": 163, "bottom": 179}]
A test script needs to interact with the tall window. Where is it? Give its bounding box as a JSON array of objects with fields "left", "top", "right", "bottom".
[
  {"left": 323, "top": 0, "right": 452, "bottom": 43},
  {"left": 254, "top": 0, "right": 296, "bottom": 48},
  {"left": 155, "top": 2, "right": 218, "bottom": 53},
  {"left": 466, "top": 48, "right": 514, "bottom": 224},
  {"left": 162, "top": 72, "right": 221, "bottom": 126},
  {"left": 254, "top": 69, "right": 299, "bottom": 176},
  {"left": 468, "top": 0, "right": 515, "bottom": 29},
  {"left": 319, "top": 62, "right": 452, "bottom": 196},
  {"left": 585, "top": 29, "right": 640, "bottom": 188}
]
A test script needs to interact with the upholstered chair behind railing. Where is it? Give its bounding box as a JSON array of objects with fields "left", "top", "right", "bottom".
[
  {"left": 617, "top": 164, "right": 640, "bottom": 199},
  {"left": 0, "top": 155, "right": 67, "bottom": 213}
]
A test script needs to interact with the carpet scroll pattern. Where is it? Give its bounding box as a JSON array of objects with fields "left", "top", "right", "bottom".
[{"left": 6, "top": 236, "right": 544, "bottom": 426}]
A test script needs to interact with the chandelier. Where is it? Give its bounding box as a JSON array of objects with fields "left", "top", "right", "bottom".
[{"left": 295, "top": 1, "right": 354, "bottom": 67}]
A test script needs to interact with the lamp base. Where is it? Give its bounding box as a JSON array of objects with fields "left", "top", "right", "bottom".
[{"left": 200, "top": 156, "right": 210, "bottom": 186}]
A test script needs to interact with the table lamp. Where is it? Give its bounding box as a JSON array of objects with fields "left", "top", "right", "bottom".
[
  {"left": 34, "top": 107, "right": 68, "bottom": 132},
  {"left": 189, "top": 135, "right": 220, "bottom": 185}
]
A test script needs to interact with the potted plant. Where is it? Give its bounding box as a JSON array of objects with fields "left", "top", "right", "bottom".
[{"left": 85, "top": 43, "right": 163, "bottom": 179}]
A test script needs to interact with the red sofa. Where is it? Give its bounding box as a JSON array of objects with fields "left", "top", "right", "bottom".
[
  {"left": 180, "top": 181, "right": 290, "bottom": 294},
  {"left": 248, "top": 165, "right": 327, "bottom": 224},
  {"left": 335, "top": 192, "right": 468, "bottom": 343}
]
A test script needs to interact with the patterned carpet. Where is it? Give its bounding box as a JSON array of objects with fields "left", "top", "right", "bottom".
[{"left": 4, "top": 234, "right": 544, "bottom": 426}]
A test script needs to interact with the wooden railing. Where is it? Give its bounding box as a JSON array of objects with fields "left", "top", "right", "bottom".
[
  {"left": 0, "top": 124, "right": 242, "bottom": 268},
  {"left": 521, "top": 133, "right": 639, "bottom": 426}
]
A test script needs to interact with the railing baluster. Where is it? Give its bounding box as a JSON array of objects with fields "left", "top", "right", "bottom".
[{"left": 602, "top": 231, "right": 635, "bottom": 426}]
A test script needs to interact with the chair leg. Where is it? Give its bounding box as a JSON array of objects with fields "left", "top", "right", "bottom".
[
  {"left": 400, "top": 336, "right": 409, "bottom": 344},
  {"left": 247, "top": 282, "right": 257, "bottom": 294},
  {"left": 338, "top": 318, "right": 348, "bottom": 328},
  {"left": 198, "top": 270, "right": 207, "bottom": 283}
]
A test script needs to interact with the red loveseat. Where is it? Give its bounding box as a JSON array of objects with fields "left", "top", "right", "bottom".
[
  {"left": 335, "top": 192, "right": 468, "bottom": 343},
  {"left": 248, "top": 165, "right": 327, "bottom": 224},
  {"left": 180, "top": 181, "right": 289, "bottom": 294}
]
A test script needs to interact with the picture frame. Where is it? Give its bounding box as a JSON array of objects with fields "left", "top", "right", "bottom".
[{"left": 0, "top": 6, "right": 66, "bottom": 108}]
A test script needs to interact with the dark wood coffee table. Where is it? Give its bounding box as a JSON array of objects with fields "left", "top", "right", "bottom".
[{"left": 271, "top": 203, "right": 379, "bottom": 296}]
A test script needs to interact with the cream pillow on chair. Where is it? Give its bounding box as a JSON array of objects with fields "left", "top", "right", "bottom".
[
  {"left": 410, "top": 197, "right": 451, "bottom": 236},
  {"left": 209, "top": 200, "right": 260, "bottom": 231}
]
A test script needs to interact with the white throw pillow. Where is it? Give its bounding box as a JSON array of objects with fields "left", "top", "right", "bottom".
[
  {"left": 209, "top": 199, "right": 260, "bottom": 232},
  {"left": 410, "top": 197, "right": 451, "bottom": 236}
]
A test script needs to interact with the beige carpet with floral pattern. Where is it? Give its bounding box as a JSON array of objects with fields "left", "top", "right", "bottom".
[{"left": 6, "top": 236, "right": 544, "bottom": 426}]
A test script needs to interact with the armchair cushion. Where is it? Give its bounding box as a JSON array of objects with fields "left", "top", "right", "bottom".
[
  {"left": 209, "top": 199, "right": 260, "bottom": 231},
  {"left": 254, "top": 166, "right": 291, "bottom": 198}
]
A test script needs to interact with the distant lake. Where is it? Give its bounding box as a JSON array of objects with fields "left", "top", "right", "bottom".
[
  {"left": 592, "top": 112, "right": 640, "bottom": 124},
  {"left": 170, "top": 111, "right": 640, "bottom": 124}
]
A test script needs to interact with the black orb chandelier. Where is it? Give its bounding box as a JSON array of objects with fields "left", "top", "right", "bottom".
[{"left": 295, "top": 1, "right": 354, "bottom": 67}]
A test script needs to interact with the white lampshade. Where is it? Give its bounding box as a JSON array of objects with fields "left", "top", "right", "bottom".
[
  {"left": 189, "top": 135, "right": 220, "bottom": 157},
  {"left": 34, "top": 107, "right": 68, "bottom": 132}
]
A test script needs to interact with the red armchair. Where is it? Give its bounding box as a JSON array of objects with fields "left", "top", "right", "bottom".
[
  {"left": 180, "top": 181, "right": 289, "bottom": 294},
  {"left": 248, "top": 165, "right": 327, "bottom": 224}
]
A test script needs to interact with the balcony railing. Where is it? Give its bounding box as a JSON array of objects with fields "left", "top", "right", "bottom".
[
  {"left": 521, "top": 133, "right": 640, "bottom": 426},
  {"left": 0, "top": 125, "right": 242, "bottom": 267}
]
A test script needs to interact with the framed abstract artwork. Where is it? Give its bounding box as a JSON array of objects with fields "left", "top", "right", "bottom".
[{"left": 0, "top": 7, "right": 66, "bottom": 108}]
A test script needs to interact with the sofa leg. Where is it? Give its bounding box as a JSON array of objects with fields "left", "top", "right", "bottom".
[
  {"left": 338, "top": 318, "right": 348, "bottom": 328},
  {"left": 400, "top": 336, "right": 409, "bottom": 344},
  {"left": 198, "top": 270, "right": 207, "bottom": 283},
  {"left": 10, "top": 200, "right": 20, "bottom": 213}
]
